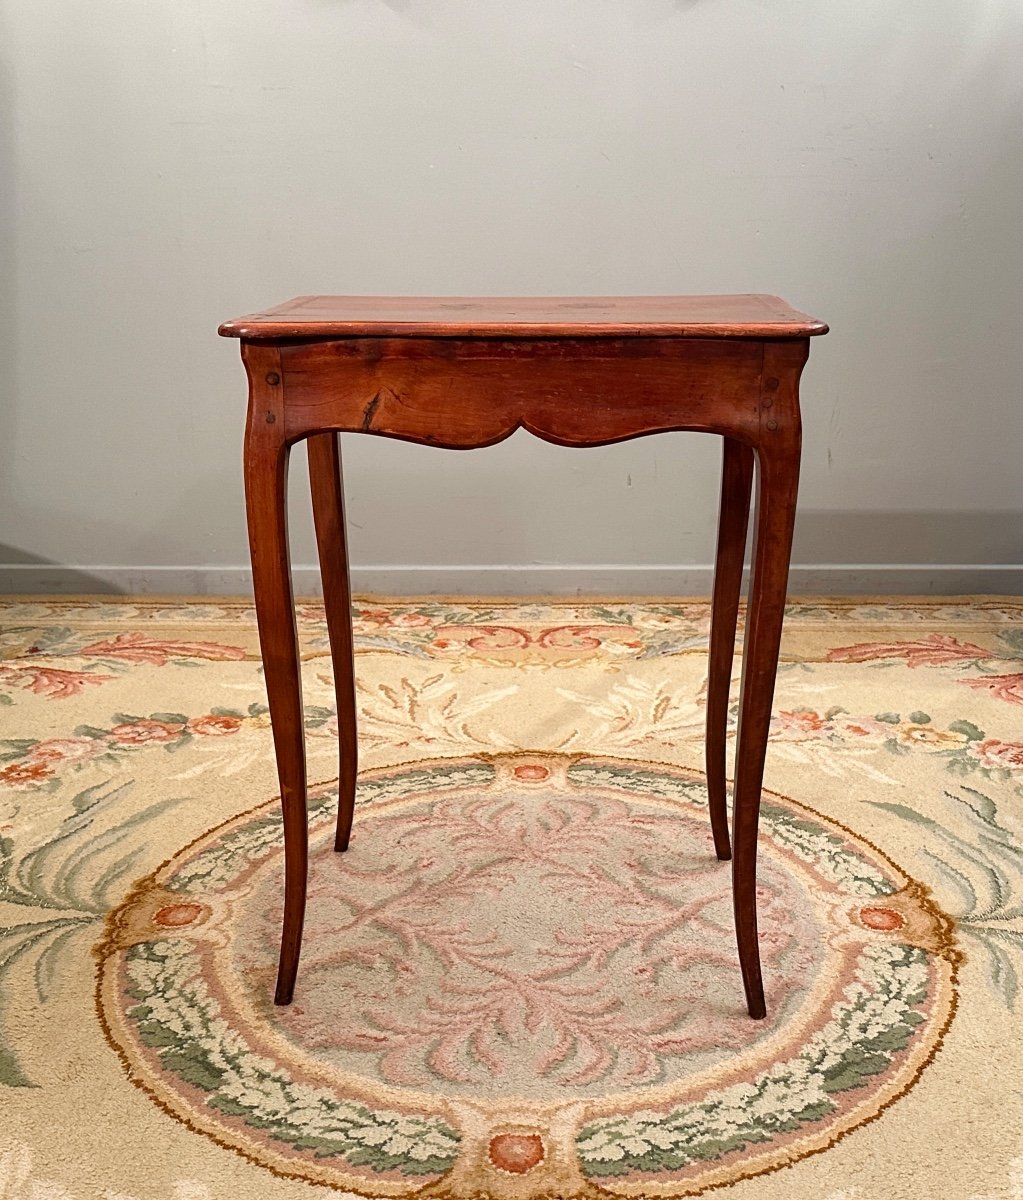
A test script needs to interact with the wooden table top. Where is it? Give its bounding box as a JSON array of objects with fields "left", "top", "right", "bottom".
[{"left": 219, "top": 295, "right": 828, "bottom": 341}]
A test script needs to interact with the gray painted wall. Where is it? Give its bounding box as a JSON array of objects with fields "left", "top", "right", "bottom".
[{"left": 3, "top": 0, "right": 1022, "bottom": 596}]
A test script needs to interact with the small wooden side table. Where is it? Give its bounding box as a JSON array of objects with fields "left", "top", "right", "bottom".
[{"left": 220, "top": 295, "right": 828, "bottom": 1018}]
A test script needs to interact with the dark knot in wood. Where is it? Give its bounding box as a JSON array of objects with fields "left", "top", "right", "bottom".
[{"left": 361, "top": 393, "right": 382, "bottom": 430}]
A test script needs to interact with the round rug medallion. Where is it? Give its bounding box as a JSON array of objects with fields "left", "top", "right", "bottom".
[{"left": 95, "top": 754, "right": 959, "bottom": 1198}]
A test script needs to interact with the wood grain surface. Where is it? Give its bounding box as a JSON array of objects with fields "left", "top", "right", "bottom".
[{"left": 220, "top": 294, "right": 828, "bottom": 340}]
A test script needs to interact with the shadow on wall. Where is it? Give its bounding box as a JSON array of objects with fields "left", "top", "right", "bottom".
[{"left": 0, "top": 548, "right": 123, "bottom": 595}]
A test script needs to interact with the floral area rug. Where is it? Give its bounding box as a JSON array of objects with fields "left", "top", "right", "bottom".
[{"left": 1, "top": 596, "right": 1022, "bottom": 1200}]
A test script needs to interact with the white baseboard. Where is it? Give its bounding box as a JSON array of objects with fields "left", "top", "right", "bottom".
[{"left": 1, "top": 563, "right": 1021, "bottom": 596}]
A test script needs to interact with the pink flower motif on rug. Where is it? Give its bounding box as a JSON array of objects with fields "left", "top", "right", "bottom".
[
  {"left": 109, "top": 719, "right": 184, "bottom": 745},
  {"left": 826, "top": 634, "right": 991, "bottom": 667},
  {"left": 962, "top": 672, "right": 1023, "bottom": 706},
  {"left": 76, "top": 633, "right": 245, "bottom": 664},
  {"left": 0, "top": 664, "right": 115, "bottom": 699},
  {"left": 968, "top": 738, "right": 1023, "bottom": 771}
]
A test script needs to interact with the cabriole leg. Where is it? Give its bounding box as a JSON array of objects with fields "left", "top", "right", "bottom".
[
  {"left": 308, "top": 432, "right": 359, "bottom": 852},
  {"left": 244, "top": 365, "right": 307, "bottom": 1007},
  {"left": 706, "top": 437, "right": 754, "bottom": 861},
  {"left": 731, "top": 432, "right": 800, "bottom": 1019}
]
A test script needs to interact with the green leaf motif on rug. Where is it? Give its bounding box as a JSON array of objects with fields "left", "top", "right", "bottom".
[
  {"left": 0, "top": 782, "right": 186, "bottom": 1087},
  {"left": 870, "top": 786, "right": 1023, "bottom": 1008},
  {"left": 125, "top": 938, "right": 460, "bottom": 1174},
  {"left": 576, "top": 944, "right": 931, "bottom": 1175}
]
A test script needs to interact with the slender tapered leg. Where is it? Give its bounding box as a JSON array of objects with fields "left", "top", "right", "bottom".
[
  {"left": 706, "top": 438, "right": 754, "bottom": 861},
  {"left": 731, "top": 429, "right": 800, "bottom": 1020},
  {"left": 243, "top": 352, "right": 307, "bottom": 1007},
  {"left": 308, "top": 433, "right": 358, "bottom": 852}
]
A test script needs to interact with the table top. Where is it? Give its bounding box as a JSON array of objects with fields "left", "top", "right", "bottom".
[{"left": 219, "top": 295, "right": 827, "bottom": 340}]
